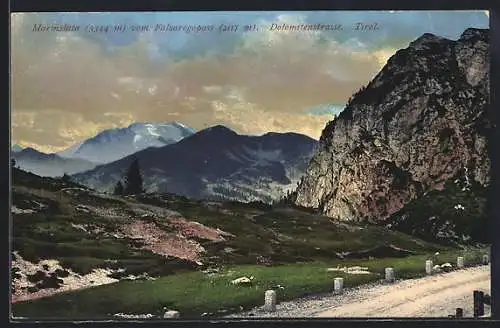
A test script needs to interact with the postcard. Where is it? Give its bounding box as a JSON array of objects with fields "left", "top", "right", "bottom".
[{"left": 10, "top": 10, "right": 491, "bottom": 320}]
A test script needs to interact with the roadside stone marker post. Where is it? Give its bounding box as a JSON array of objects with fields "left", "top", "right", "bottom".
[
  {"left": 425, "top": 260, "right": 433, "bottom": 275},
  {"left": 385, "top": 267, "right": 395, "bottom": 283},
  {"left": 482, "top": 254, "right": 489, "bottom": 265},
  {"left": 473, "top": 290, "right": 485, "bottom": 317},
  {"left": 333, "top": 277, "right": 344, "bottom": 294},
  {"left": 264, "top": 290, "right": 277, "bottom": 312},
  {"left": 163, "top": 310, "right": 180, "bottom": 319},
  {"left": 457, "top": 256, "right": 464, "bottom": 269}
]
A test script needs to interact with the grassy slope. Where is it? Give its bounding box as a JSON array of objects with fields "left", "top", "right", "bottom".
[
  {"left": 12, "top": 189, "right": 198, "bottom": 278},
  {"left": 135, "top": 195, "right": 444, "bottom": 266},
  {"left": 12, "top": 247, "right": 488, "bottom": 319},
  {"left": 12, "top": 168, "right": 442, "bottom": 278},
  {"left": 11, "top": 168, "right": 487, "bottom": 319}
]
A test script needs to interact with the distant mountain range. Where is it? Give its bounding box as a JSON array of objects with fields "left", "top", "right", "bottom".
[
  {"left": 12, "top": 122, "right": 318, "bottom": 202},
  {"left": 57, "top": 122, "right": 196, "bottom": 164},
  {"left": 11, "top": 148, "right": 96, "bottom": 177},
  {"left": 72, "top": 125, "right": 318, "bottom": 203},
  {"left": 11, "top": 122, "right": 196, "bottom": 178}
]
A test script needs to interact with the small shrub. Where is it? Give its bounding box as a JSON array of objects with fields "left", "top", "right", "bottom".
[{"left": 27, "top": 270, "right": 47, "bottom": 283}]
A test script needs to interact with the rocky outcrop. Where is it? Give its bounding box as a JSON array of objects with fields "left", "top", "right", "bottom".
[{"left": 294, "top": 28, "right": 491, "bottom": 222}]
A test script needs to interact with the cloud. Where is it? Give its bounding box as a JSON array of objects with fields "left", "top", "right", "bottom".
[
  {"left": 210, "top": 89, "right": 333, "bottom": 139},
  {"left": 372, "top": 47, "right": 398, "bottom": 66},
  {"left": 11, "top": 11, "right": 488, "bottom": 151},
  {"left": 12, "top": 109, "right": 137, "bottom": 152}
]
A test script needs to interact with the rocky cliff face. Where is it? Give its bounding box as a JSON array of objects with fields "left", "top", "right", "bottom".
[{"left": 294, "top": 28, "right": 491, "bottom": 222}]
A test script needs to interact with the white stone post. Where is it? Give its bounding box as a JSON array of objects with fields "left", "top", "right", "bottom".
[
  {"left": 385, "top": 267, "right": 395, "bottom": 283},
  {"left": 333, "top": 277, "right": 344, "bottom": 294},
  {"left": 483, "top": 254, "right": 489, "bottom": 265},
  {"left": 425, "top": 260, "right": 433, "bottom": 275},
  {"left": 264, "top": 290, "right": 277, "bottom": 312},
  {"left": 457, "top": 256, "right": 464, "bottom": 269},
  {"left": 163, "top": 310, "right": 180, "bottom": 319}
]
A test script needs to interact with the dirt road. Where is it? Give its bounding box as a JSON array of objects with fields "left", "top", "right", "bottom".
[
  {"left": 227, "top": 265, "right": 490, "bottom": 318},
  {"left": 315, "top": 265, "right": 490, "bottom": 317}
]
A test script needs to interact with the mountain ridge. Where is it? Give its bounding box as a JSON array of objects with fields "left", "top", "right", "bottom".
[
  {"left": 58, "top": 122, "right": 196, "bottom": 164},
  {"left": 12, "top": 148, "right": 97, "bottom": 177},
  {"left": 72, "top": 125, "right": 318, "bottom": 203},
  {"left": 294, "top": 28, "right": 490, "bottom": 226}
]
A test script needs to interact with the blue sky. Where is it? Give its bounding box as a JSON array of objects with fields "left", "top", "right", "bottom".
[
  {"left": 29, "top": 11, "right": 489, "bottom": 59},
  {"left": 11, "top": 11, "right": 489, "bottom": 152}
]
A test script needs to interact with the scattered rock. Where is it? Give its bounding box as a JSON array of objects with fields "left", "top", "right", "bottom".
[
  {"left": 163, "top": 310, "right": 180, "bottom": 319},
  {"left": 441, "top": 263, "right": 453, "bottom": 272},
  {"left": 114, "top": 313, "right": 155, "bottom": 319},
  {"left": 11, "top": 206, "right": 35, "bottom": 214},
  {"left": 75, "top": 205, "right": 91, "bottom": 213},
  {"left": 327, "top": 266, "right": 371, "bottom": 274},
  {"left": 223, "top": 247, "right": 235, "bottom": 253},
  {"left": 231, "top": 276, "right": 254, "bottom": 285},
  {"left": 339, "top": 245, "right": 416, "bottom": 259},
  {"left": 202, "top": 268, "right": 220, "bottom": 274},
  {"left": 11, "top": 252, "right": 123, "bottom": 303}
]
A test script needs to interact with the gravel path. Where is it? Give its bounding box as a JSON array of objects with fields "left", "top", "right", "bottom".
[{"left": 226, "top": 265, "right": 490, "bottom": 318}]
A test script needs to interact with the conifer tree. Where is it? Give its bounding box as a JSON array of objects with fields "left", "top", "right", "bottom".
[
  {"left": 61, "top": 173, "right": 71, "bottom": 183},
  {"left": 123, "top": 158, "right": 143, "bottom": 195}
]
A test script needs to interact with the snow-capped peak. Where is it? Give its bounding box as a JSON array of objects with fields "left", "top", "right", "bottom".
[
  {"left": 59, "top": 122, "right": 196, "bottom": 164},
  {"left": 128, "top": 122, "right": 195, "bottom": 143},
  {"left": 172, "top": 121, "right": 191, "bottom": 130}
]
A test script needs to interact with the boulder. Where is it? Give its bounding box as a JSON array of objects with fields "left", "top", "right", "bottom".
[
  {"left": 231, "top": 276, "right": 254, "bottom": 285},
  {"left": 441, "top": 263, "right": 453, "bottom": 272}
]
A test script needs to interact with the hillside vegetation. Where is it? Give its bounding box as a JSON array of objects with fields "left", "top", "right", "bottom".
[{"left": 11, "top": 167, "right": 461, "bottom": 318}]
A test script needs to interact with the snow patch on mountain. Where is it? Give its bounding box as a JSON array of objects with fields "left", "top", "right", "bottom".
[{"left": 60, "top": 122, "right": 196, "bottom": 164}]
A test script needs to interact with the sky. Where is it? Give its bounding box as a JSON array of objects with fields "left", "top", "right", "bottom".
[{"left": 11, "top": 11, "right": 489, "bottom": 153}]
